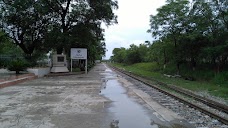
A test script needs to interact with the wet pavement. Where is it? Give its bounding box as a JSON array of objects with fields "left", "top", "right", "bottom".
[
  {"left": 101, "top": 79, "right": 156, "bottom": 128},
  {"left": 100, "top": 65, "right": 193, "bottom": 128},
  {"left": 0, "top": 63, "right": 193, "bottom": 128},
  {"left": 0, "top": 70, "right": 19, "bottom": 80}
]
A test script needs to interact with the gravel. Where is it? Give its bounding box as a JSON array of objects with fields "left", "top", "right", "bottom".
[{"left": 118, "top": 72, "right": 228, "bottom": 128}]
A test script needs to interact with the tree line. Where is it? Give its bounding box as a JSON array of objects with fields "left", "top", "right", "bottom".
[
  {"left": 0, "top": 0, "right": 118, "bottom": 63},
  {"left": 111, "top": 0, "right": 228, "bottom": 75}
]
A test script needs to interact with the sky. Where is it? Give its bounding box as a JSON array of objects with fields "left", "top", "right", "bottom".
[{"left": 102, "top": 0, "right": 166, "bottom": 59}]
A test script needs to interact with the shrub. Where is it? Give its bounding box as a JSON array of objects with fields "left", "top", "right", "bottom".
[
  {"left": 7, "top": 58, "right": 29, "bottom": 74},
  {"left": 72, "top": 68, "right": 81, "bottom": 72},
  {"left": 0, "top": 60, "right": 7, "bottom": 68},
  {"left": 213, "top": 72, "right": 228, "bottom": 86},
  {"left": 0, "top": 57, "right": 11, "bottom": 68}
]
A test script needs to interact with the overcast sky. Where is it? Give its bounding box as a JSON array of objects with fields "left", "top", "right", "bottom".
[{"left": 102, "top": 0, "right": 166, "bottom": 59}]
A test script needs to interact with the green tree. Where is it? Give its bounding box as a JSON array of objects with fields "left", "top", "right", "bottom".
[
  {"left": 148, "top": 0, "right": 190, "bottom": 74},
  {"left": 190, "top": 0, "right": 228, "bottom": 72},
  {"left": 138, "top": 43, "right": 149, "bottom": 62},
  {"left": 0, "top": 0, "right": 51, "bottom": 55},
  {"left": 43, "top": 0, "right": 118, "bottom": 55},
  {"left": 125, "top": 44, "right": 142, "bottom": 64},
  {"left": 147, "top": 0, "right": 228, "bottom": 76},
  {"left": 112, "top": 47, "right": 126, "bottom": 63},
  {"left": 148, "top": 39, "right": 173, "bottom": 69},
  {"left": 0, "top": 30, "right": 23, "bottom": 55},
  {"left": 1, "top": 0, "right": 118, "bottom": 64},
  {"left": 0, "top": 30, "right": 24, "bottom": 67}
]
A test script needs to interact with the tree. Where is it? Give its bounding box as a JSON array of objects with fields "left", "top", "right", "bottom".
[
  {"left": 111, "top": 44, "right": 147, "bottom": 64},
  {"left": 138, "top": 43, "right": 149, "bottom": 62},
  {"left": 147, "top": 0, "right": 228, "bottom": 75},
  {"left": 111, "top": 47, "right": 126, "bottom": 63},
  {"left": 148, "top": 39, "right": 173, "bottom": 69},
  {"left": 190, "top": 0, "right": 228, "bottom": 72},
  {"left": 0, "top": 30, "right": 24, "bottom": 68},
  {"left": 125, "top": 44, "right": 142, "bottom": 64},
  {"left": 0, "top": 30, "right": 23, "bottom": 55},
  {"left": 0, "top": 0, "right": 118, "bottom": 64},
  {"left": 43, "top": 0, "right": 118, "bottom": 55},
  {"left": 148, "top": 0, "right": 190, "bottom": 74},
  {"left": 0, "top": 0, "right": 51, "bottom": 56}
]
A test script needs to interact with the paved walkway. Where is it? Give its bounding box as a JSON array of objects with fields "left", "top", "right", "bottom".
[
  {"left": 0, "top": 63, "right": 193, "bottom": 128},
  {"left": 0, "top": 64, "right": 112, "bottom": 128},
  {"left": 0, "top": 69, "right": 17, "bottom": 79}
]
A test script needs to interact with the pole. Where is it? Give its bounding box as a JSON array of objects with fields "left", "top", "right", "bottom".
[
  {"left": 70, "top": 59, "right": 72, "bottom": 72},
  {"left": 85, "top": 59, "right": 87, "bottom": 74}
]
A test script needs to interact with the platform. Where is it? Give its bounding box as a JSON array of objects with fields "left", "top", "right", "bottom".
[{"left": 0, "top": 64, "right": 193, "bottom": 128}]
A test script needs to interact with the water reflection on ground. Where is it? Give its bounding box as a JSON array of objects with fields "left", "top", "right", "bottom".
[
  {"left": 100, "top": 66, "right": 193, "bottom": 128},
  {"left": 100, "top": 68, "right": 161, "bottom": 128}
]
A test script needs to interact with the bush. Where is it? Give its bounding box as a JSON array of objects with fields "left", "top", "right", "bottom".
[
  {"left": 7, "top": 58, "right": 29, "bottom": 74},
  {"left": 0, "top": 57, "right": 12, "bottom": 68},
  {"left": 161, "top": 63, "right": 177, "bottom": 74},
  {"left": 213, "top": 72, "right": 228, "bottom": 86},
  {"left": 72, "top": 68, "right": 81, "bottom": 72}
]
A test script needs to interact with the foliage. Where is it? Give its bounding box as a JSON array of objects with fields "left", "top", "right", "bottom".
[
  {"left": 7, "top": 58, "right": 29, "bottom": 74},
  {"left": 0, "top": 0, "right": 51, "bottom": 55},
  {"left": 111, "top": 0, "right": 227, "bottom": 74},
  {"left": 212, "top": 72, "right": 228, "bottom": 86},
  {"left": 124, "top": 44, "right": 141, "bottom": 64},
  {"left": 111, "top": 0, "right": 228, "bottom": 96},
  {"left": 0, "top": 0, "right": 118, "bottom": 64},
  {"left": 147, "top": 0, "right": 228, "bottom": 74},
  {"left": 111, "top": 43, "right": 150, "bottom": 64},
  {"left": 111, "top": 63, "right": 228, "bottom": 100},
  {"left": 72, "top": 68, "right": 81, "bottom": 72},
  {"left": 0, "top": 30, "right": 24, "bottom": 67},
  {"left": 41, "top": 0, "right": 118, "bottom": 61},
  {"left": 111, "top": 47, "right": 127, "bottom": 63},
  {"left": 0, "top": 31, "right": 23, "bottom": 55}
]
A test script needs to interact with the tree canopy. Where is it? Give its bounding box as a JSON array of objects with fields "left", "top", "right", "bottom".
[
  {"left": 148, "top": 0, "right": 228, "bottom": 73},
  {"left": 0, "top": 0, "right": 118, "bottom": 62},
  {"left": 112, "top": 0, "right": 228, "bottom": 75}
]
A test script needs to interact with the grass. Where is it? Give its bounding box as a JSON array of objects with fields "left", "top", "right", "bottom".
[
  {"left": 111, "top": 62, "right": 228, "bottom": 102},
  {"left": 72, "top": 68, "right": 81, "bottom": 72}
]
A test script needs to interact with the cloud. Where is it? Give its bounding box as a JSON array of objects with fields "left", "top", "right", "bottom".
[{"left": 103, "top": 0, "right": 166, "bottom": 59}]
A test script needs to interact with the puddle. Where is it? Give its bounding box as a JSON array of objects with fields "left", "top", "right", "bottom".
[
  {"left": 101, "top": 79, "right": 159, "bottom": 128},
  {"left": 100, "top": 65, "right": 194, "bottom": 128},
  {"left": 100, "top": 67, "right": 162, "bottom": 128}
]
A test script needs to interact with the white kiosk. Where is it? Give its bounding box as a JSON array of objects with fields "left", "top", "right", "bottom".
[
  {"left": 51, "top": 54, "right": 69, "bottom": 73},
  {"left": 70, "top": 48, "right": 87, "bottom": 74}
]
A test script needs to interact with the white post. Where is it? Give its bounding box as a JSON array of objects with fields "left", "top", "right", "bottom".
[
  {"left": 85, "top": 59, "right": 88, "bottom": 74},
  {"left": 71, "top": 59, "right": 72, "bottom": 72}
]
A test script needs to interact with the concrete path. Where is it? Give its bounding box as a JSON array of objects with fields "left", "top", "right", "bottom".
[{"left": 0, "top": 63, "right": 193, "bottom": 128}]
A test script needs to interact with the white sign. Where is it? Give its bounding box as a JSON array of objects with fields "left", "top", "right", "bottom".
[{"left": 71, "top": 48, "right": 87, "bottom": 59}]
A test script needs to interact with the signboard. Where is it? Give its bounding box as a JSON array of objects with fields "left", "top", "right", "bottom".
[
  {"left": 70, "top": 48, "right": 88, "bottom": 74},
  {"left": 71, "top": 48, "right": 87, "bottom": 59}
]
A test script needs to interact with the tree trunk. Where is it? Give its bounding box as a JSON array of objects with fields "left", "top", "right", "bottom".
[
  {"left": 173, "top": 36, "right": 180, "bottom": 75},
  {"left": 16, "top": 70, "right": 20, "bottom": 74},
  {"left": 163, "top": 48, "right": 167, "bottom": 69},
  {"left": 191, "top": 58, "right": 196, "bottom": 71},
  {"left": 177, "top": 62, "right": 180, "bottom": 75},
  {"left": 212, "top": 57, "right": 218, "bottom": 73}
]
